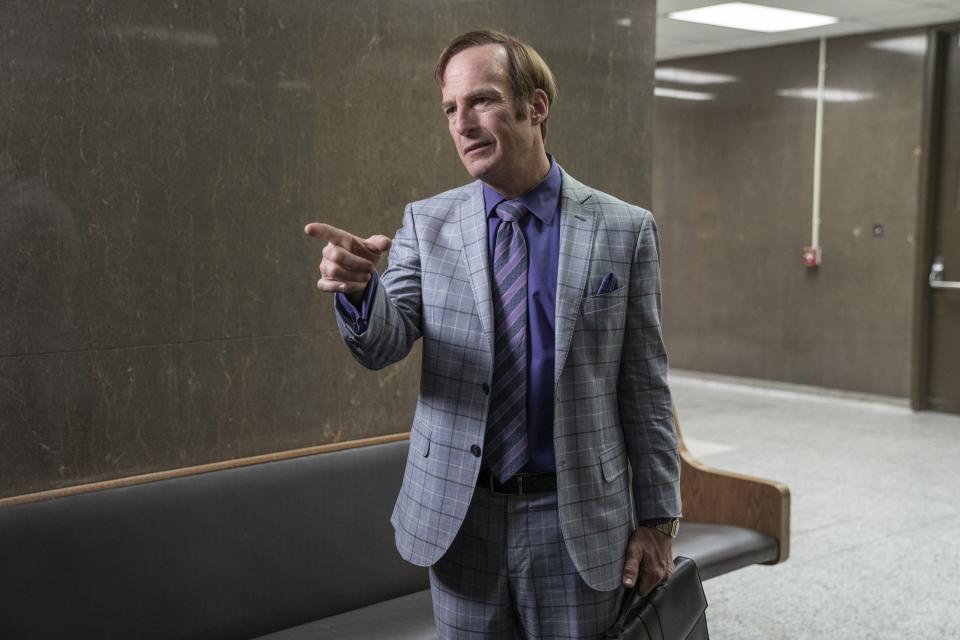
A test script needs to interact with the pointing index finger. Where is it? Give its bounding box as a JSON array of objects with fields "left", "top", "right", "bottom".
[
  {"left": 304, "top": 222, "right": 349, "bottom": 243},
  {"left": 304, "top": 223, "right": 379, "bottom": 261}
]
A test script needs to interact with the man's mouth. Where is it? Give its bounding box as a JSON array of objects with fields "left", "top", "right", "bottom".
[{"left": 464, "top": 142, "right": 491, "bottom": 156}]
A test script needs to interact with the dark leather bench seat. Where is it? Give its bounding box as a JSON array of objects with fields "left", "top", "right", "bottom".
[
  {"left": 255, "top": 591, "right": 437, "bottom": 640},
  {"left": 675, "top": 522, "right": 779, "bottom": 580},
  {"left": 0, "top": 438, "right": 780, "bottom": 640}
]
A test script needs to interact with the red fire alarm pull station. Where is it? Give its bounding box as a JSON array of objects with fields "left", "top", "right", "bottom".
[{"left": 803, "top": 245, "right": 821, "bottom": 267}]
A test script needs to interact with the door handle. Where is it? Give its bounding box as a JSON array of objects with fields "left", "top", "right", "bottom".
[{"left": 929, "top": 256, "right": 960, "bottom": 290}]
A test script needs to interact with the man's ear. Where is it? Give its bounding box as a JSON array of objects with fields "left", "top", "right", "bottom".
[{"left": 529, "top": 88, "right": 549, "bottom": 126}]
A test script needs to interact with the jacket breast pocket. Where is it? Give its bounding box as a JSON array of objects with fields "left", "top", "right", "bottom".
[{"left": 582, "top": 286, "right": 627, "bottom": 316}]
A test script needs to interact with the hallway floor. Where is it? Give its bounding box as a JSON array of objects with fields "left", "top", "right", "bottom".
[{"left": 671, "top": 372, "right": 960, "bottom": 640}]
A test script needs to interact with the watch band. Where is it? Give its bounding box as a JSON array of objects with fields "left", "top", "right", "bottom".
[{"left": 654, "top": 518, "right": 680, "bottom": 538}]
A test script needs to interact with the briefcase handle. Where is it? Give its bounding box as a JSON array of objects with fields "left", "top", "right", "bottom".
[
  {"left": 605, "top": 574, "right": 669, "bottom": 638},
  {"left": 605, "top": 556, "right": 707, "bottom": 640}
]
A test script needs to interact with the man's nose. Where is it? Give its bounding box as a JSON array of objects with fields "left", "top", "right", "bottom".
[{"left": 454, "top": 109, "right": 476, "bottom": 136}]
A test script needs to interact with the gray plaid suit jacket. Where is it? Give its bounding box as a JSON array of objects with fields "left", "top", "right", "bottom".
[{"left": 335, "top": 168, "right": 681, "bottom": 592}]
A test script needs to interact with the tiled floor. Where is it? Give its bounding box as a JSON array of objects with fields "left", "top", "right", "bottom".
[{"left": 670, "top": 372, "right": 960, "bottom": 640}]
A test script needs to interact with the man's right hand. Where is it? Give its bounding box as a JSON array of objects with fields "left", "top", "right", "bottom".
[{"left": 304, "top": 223, "right": 392, "bottom": 307}]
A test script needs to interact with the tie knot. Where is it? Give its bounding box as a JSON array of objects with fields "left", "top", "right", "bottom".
[{"left": 496, "top": 200, "right": 527, "bottom": 223}]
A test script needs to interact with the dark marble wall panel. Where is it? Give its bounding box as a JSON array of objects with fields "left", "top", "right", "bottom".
[
  {"left": 0, "top": 346, "right": 180, "bottom": 495},
  {"left": 0, "top": 1, "right": 656, "bottom": 498},
  {"left": 654, "top": 29, "right": 927, "bottom": 396}
]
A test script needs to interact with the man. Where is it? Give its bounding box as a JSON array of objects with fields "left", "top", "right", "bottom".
[{"left": 305, "top": 30, "right": 681, "bottom": 639}]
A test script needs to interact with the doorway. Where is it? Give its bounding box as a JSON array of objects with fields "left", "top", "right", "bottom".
[{"left": 916, "top": 26, "right": 960, "bottom": 413}]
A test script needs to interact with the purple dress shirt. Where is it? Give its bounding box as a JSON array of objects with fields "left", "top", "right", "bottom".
[{"left": 481, "top": 159, "right": 561, "bottom": 473}]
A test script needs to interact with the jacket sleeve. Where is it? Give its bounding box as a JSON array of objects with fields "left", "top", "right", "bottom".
[
  {"left": 334, "top": 203, "right": 423, "bottom": 370},
  {"left": 617, "top": 210, "right": 682, "bottom": 522}
]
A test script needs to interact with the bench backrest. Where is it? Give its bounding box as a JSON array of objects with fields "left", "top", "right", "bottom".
[{"left": 0, "top": 439, "right": 427, "bottom": 639}]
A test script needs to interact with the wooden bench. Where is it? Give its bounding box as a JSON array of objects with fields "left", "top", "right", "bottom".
[
  {"left": 672, "top": 409, "right": 790, "bottom": 579},
  {"left": 0, "top": 409, "right": 789, "bottom": 639}
]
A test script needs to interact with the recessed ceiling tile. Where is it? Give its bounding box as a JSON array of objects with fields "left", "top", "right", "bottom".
[
  {"left": 657, "top": 18, "right": 743, "bottom": 39},
  {"left": 859, "top": 7, "right": 960, "bottom": 26},
  {"left": 895, "top": 0, "right": 960, "bottom": 8},
  {"left": 743, "top": 0, "right": 937, "bottom": 18},
  {"left": 655, "top": 0, "right": 960, "bottom": 61},
  {"left": 659, "top": 0, "right": 920, "bottom": 20},
  {"left": 655, "top": 36, "right": 708, "bottom": 53}
]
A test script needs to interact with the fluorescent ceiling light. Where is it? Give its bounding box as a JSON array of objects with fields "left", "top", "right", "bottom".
[
  {"left": 867, "top": 35, "right": 927, "bottom": 57},
  {"left": 655, "top": 87, "right": 715, "bottom": 101},
  {"left": 655, "top": 67, "right": 737, "bottom": 85},
  {"left": 777, "top": 87, "right": 875, "bottom": 103},
  {"left": 668, "top": 3, "right": 838, "bottom": 33}
]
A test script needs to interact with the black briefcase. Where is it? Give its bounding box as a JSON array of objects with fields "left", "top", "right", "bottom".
[{"left": 605, "top": 556, "right": 709, "bottom": 640}]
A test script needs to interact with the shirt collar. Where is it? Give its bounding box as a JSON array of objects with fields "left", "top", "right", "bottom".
[{"left": 482, "top": 155, "right": 561, "bottom": 224}]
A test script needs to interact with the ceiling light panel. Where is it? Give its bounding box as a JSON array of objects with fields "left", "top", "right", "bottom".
[
  {"left": 866, "top": 35, "right": 928, "bottom": 57},
  {"left": 777, "top": 87, "right": 876, "bottom": 102},
  {"left": 655, "top": 67, "right": 738, "bottom": 84},
  {"left": 655, "top": 87, "right": 716, "bottom": 101},
  {"left": 668, "top": 3, "right": 839, "bottom": 33}
]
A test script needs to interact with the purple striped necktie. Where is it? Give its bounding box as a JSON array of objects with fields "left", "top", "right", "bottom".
[{"left": 485, "top": 199, "right": 530, "bottom": 483}]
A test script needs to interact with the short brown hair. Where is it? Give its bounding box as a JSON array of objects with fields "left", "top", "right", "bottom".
[{"left": 435, "top": 30, "right": 558, "bottom": 142}]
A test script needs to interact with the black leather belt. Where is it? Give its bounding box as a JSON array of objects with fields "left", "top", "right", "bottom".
[{"left": 478, "top": 468, "right": 557, "bottom": 495}]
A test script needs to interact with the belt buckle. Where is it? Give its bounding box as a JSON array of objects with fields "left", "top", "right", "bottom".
[{"left": 488, "top": 472, "right": 505, "bottom": 495}]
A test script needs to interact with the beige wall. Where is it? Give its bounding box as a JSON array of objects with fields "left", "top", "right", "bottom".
[
  {"left": 0, "top": 0, "right": 657, "bottom": 498},
  {"left": 654, "top": 28, "right": 928, "bottom": 397}
]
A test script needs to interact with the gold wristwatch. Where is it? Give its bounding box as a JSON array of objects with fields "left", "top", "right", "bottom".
[{"left": 653, "top": 518, "right": 680, "bottom": 538}]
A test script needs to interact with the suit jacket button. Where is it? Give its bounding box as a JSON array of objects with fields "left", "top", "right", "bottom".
[
  {"left": 470, "top": 444, "right": 482, "bottom": 457},
  {"left": 482, "top": 383, "right": 490, "bottom": 395}
]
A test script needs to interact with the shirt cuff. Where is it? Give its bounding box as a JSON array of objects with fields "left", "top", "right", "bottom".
[
  {"left": 335, "top": 271, "right": 379, "bottom": 335},
  {"left": 638, "top": 517, "right": 675, "bottom": 527}
]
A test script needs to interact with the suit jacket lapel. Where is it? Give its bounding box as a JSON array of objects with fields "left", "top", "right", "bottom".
[
  {"left": 554, "top": 172, "right": 597, "bottom": 384},
  {"left": 459, "top": 182, "right": 495, "bottom": 352}
]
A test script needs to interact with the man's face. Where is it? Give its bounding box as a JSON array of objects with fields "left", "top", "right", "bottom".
[{"left": 440, "top": 44, "right": 541, "bottom": 192}]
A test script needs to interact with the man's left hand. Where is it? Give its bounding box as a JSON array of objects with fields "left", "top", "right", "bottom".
[{"left": 622, "top": 527, "right": 674, "bottom": 595}]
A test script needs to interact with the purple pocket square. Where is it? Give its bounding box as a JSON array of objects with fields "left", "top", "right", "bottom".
[{"left": 596, "top": 272, "right": 619, "bottom": 295}]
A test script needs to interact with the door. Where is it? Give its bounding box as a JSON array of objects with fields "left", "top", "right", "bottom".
[{"left": 924, "top": 28, "right": 960, "bottom": 413}]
